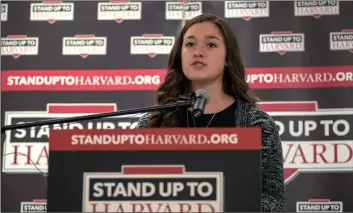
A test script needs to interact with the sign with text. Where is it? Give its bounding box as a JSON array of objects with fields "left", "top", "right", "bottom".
[
  {"left": 47, "top": 128, "right": 262, "bottom": 212},
  {"left": 49, "top": 128, "right": 261, "bottom": 151},
  {"left": 83, "top": 165, "right": 223, "bottom": 212}
]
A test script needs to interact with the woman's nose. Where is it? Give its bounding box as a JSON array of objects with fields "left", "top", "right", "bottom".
[{"left": 193, "top": 46, "right": 205, "bottom": 58}]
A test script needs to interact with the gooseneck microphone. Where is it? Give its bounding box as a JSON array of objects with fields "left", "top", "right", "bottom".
[
  {"left": 191, "top": 89, "right": 210, "bottom": 118},
  {"left": 0, "top": 90, "right": 209, "bottom": 133}
]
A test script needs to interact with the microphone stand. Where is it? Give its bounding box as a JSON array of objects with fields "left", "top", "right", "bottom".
[{"left": 1, "top": 95, "right": 194, "bottom": 134}]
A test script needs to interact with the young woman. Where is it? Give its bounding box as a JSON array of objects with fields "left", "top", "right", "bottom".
[{"left": 138, "top": 14, "right": 286, "bottom": 212}]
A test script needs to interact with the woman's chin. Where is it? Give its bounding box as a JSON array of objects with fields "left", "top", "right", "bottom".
[
  {"left": 186, "top": 76, "right": 214, "bottom": 83},
  {"left": 184, "top": 70, "right": 220, "bottom": 82}
]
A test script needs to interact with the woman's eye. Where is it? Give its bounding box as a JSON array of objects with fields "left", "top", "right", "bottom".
[
  {"left": 185, "top": 42, "right": 194, "bottom": 47},
  {"left": 208, "top": 43, "right": 217, "bottom": 48}
]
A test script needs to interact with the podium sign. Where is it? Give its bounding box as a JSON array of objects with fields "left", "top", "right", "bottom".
[{"left": 47, "top": 128, "right": 262, "bottom": 212}]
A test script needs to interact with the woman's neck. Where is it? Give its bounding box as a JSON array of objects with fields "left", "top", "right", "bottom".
[{"left": 190, "top": 81, "right": 235, "bottom": 114}]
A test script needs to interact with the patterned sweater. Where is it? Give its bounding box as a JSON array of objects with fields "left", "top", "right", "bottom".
[{"left": 137, "top": 99, "right": 286, "bottom": 212}]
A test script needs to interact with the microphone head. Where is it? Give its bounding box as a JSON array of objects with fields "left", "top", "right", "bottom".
[{"left": 194, "top": 89, "right": 209, "bottom": 104}]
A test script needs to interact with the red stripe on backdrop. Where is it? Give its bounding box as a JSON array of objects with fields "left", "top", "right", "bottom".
[
  {"left": 47, "top": 104, "right": 116, "bottom": 113},
  {"left": 246, "top": 66, "right": 353, "bottom": 88},
  {"left": 1, "top": 69, "right": 167, "bottom": 91},
  {"left": 258, "top": 101, "right": 317, "bottom": 111},
  {"left": 1, "top": 66, "right": 352, "bottom": 91}
]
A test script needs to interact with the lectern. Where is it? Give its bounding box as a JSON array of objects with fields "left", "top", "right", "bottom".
[{"left": 47, "top": 128, "right": 262, "bottom": 212}]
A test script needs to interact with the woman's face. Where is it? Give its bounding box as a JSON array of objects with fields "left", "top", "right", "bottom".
[{"left": 181, "top": 22, "right": 227, "bottom": 84}]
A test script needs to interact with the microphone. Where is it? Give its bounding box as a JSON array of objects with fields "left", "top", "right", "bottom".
[
  {"left": 0, "top": 90, "right": 209, "bottom": 133},
  {"left": 191, "top": 89, "right": 209, "bottom": 118},
  {"left": 1, "top": 96, "right": 193, "bottom": 133}
]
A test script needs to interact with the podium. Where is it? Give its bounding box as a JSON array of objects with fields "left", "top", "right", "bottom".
[{"left": 47, "top": 128, "right": 262, "bottom": 212}]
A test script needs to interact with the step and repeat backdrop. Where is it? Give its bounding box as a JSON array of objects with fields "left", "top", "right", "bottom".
[{"left": 1, "top": 1, "right": 353, "bottom": 212}]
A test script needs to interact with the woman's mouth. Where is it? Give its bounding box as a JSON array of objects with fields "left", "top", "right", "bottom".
[{"left": 191, "top": 61, "right": 207, "bottom": 68}]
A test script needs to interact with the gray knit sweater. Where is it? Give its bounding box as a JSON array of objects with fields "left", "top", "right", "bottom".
[{"left": 137, "top": 99, "right": 286, "bottom": 212}]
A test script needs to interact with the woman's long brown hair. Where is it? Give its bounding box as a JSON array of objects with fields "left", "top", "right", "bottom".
[{"left": 147, "top": 14, "right": 258, "bottom": 127}]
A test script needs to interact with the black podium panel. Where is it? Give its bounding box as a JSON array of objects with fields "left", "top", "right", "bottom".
[{"left": 47, "top": 150, "right": 261, "bottom": 212}]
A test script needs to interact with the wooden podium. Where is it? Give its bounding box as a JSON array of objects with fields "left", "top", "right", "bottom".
[{"left": 46, "top": 128, "right": 262, "bottom": 212}]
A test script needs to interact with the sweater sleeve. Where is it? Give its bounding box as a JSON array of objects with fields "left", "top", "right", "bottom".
[
  {"left": 250, "top": 109, "right": 286, "bottom": 212},
  {"left": 137, "top": 113, "right": 151, "bottom": 128}
]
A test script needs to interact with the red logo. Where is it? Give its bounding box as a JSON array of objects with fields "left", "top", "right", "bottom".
[
  {"left": 2, "top": 103, "right": 118, "bottom": 173},
  {"left": 258, "top": 101, "right": 353, "bottom": 184}
]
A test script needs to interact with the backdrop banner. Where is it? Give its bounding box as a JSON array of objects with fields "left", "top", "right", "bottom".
[{"left": 1, "top": 1, "right": 352, "bottom": 212}]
